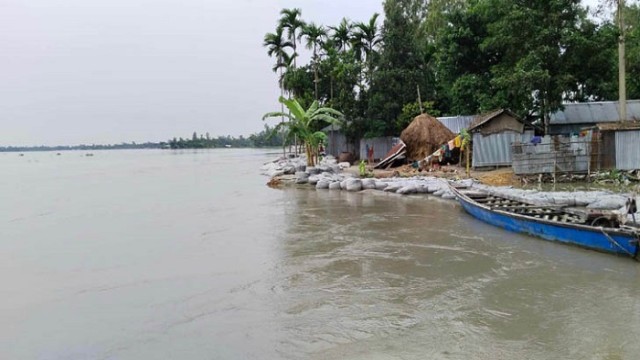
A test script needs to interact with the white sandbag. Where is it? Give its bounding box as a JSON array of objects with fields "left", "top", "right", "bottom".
[
  {"left": 316, "top": 180, "right": 330, "bottom": 189},
  {"left": 396, "top": 185, "right": 418, "bottom": 195},
  {"left": 329, "top": 181, "right": 342, "bottom": 190},
  {"left": 294, "top": 171, "right": 310, "bottom": 184},
  {"left": 361, "top": 178, "right": 377, "bottom": 190},
  {"left": 375, "top": 181, "right": 388, "bottom": 191},
  {"left": 345, "top": 179, "right": 363, "bottom": 192},
  {"left": 587, "top": 196, "right": 627, "bottom": 210}
]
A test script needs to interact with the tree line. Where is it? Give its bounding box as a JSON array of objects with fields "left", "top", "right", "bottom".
[
  {"left": 264, "top": 0, "right": 640, "bottom": 140},
  {"left": 167, "top": 126, "right": 284, "bottom": 149},
  {"left": 1, "top": 125, "right": 285, "bottom": 152}
]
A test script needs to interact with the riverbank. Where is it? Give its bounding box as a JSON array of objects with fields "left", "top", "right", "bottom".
[{"left": 261, "top": 155, "right": 640, "bottom": 222}]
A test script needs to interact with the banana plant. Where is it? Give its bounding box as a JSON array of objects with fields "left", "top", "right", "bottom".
[{"left": 263, "top": 96, "right": 343, "bottom": 166}]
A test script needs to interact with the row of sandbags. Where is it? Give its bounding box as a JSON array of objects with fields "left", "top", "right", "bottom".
[
  {"left": 260, "top": 155, "right": 351, "bottom": 179},
  {"left": 471, "top": 183, "right": 632, "bottom": 210},
  {"left": 262, "top": 156, "right": 638, "bottom": 215}
]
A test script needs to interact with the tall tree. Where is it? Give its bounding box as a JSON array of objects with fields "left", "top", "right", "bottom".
[
  {"left": 434, "top": 0, "right": 497, "bottom": 115},
  {"left": 301, "top": 22, "right": 327, "bottom": 100},
  {"left": 352, "top": 13, "right": 382, "bottom": 88},
  {"left": 481, "top": 0, "right": 584, "bottom": 131},
  {"left": 621, "top": 2, "right": 640, "bottom": 99},
  {"left": 366, "top": 0, "right": 434, "bottom": 136},
  {"left": 330, "top": 18, "right": 353, "bottom": 53},
  {"left": 279, "top": 8, "right": 305, "bottom": 69},
  {"left": 264, "top": 27, "right": 294, "bottom": 155}
]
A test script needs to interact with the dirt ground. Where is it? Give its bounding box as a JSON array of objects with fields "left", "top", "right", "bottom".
[{"left": 347, "top": 163, "right": 519, "bottom": 187}]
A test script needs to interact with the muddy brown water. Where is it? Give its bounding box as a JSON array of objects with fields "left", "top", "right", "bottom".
[{"left": 1, "top": 149, "right": 639, "bottom": 359}]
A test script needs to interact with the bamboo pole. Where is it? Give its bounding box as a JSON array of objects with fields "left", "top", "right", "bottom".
[{"left": 619, "top": 0, "right": 627, "bottom": 122}]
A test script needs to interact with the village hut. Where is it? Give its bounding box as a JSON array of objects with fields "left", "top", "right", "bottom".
[
  {"left": 468, "top": 109, "right": 533, "bottom": 168},
  {"left": 400, "top": 114, "right": 455, "bottom": 161}
]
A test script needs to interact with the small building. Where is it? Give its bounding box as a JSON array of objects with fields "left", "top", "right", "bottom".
[
  {"left": 549, "top": 100, "right": 640, "bottom": 135},
  {"left": 469, "top": 109, "right": 534, "bottom": 168},
  {"left": 592, "top": 121, "right": 640, "bottom": 171}
]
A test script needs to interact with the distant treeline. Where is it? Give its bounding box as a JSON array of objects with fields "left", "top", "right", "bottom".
[
  {"left": 0, "top": 125, "right": 285, "bottom": 152},
  {"left": 167, "top": 125, "right": 284, "bottom": 149},
  {"left": 0, "top": 142, "right": 164, "bottom": 152}
]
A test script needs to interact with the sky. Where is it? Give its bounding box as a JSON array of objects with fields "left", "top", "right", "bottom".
[{"left": 0, "top": 0, "right": 609, "bottom": 146}]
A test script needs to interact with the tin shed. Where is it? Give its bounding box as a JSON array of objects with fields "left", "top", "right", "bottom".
[
  {"left": 594, "top": 122, "right": 640, "bottom": 171},
  {"left": 469, "top": 109, "right": 533, "bottom": 168}
]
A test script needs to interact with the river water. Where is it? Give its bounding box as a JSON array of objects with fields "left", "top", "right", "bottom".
[{"left": 1, "top": 149, "right": 639, "bottom": 360}]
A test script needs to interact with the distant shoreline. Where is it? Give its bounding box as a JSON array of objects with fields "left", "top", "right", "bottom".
[
  {"left": 0, "top": 145, "right": 281, "bottom": 153},
  {"left": 0, "top": 143, "right": 166, "bottom": 153}
]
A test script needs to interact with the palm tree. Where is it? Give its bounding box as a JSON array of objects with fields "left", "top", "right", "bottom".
[
  {"left": 330, "top": 18, "right": 353, "bottom": 53},
  {"left": 301, "top": 22, "right": 327, "bottom": 100},
  {"left": 278, "top": 8, "right": 305, "bottom": 69},
  {"left": 263, "top": 27, "right": 293, "bottom": 155},
  {"left": 263, "top": 97, "right": 343, "bottom": 166},
  {"left": 352, "top": 13, "right": 382, "bottom": 88}
]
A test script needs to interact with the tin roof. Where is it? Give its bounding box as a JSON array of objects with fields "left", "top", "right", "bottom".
[
  {"left": 322, "top": 123, "right": 342, "bottom": 132},
  {"left": 436, "top": 115, "right": 475, "bottom": 134},
  {"left": 468, "top": 109, "right": 521, "bottom": 132},
  {"left": 550, "top": 100, "right": 640, "bottom": 125},
  {"left": 596, "top": 121, "right": 640, "bottom": 131}
]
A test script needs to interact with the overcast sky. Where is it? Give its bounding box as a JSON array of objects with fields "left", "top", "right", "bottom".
[{"left": 0, "top": 0, "right": 607, "bottom": 146}]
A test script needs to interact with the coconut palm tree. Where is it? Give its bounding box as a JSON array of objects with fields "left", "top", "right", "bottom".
[
  {"left": 301, "top": 22, "right": 327, "bottom": 100},
  {"left": 352, "top": 13, "right": 382, "bottom": 88},
  {"left": 330, "top": 18, "right": 353, "bottom": 53},
  {"left": 278, "top": 8, "right": 305, "bottom": 69},
  {"left": 263, "top": 97, "right": 343, "bottom": 166},
  {"left": 264, "top": 27, "right": 293, "bottom": 155}
]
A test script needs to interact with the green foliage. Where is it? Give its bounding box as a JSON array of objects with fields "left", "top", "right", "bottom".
[
  {"left": 396, "top": 101, "right": 440, "bottom": 132},
  {"left": 459, "top": 128, "right": 471, "bottom": 148},
  {"left": 359, "top": 160, "right": 367, "bottom": 177},
  {"left": 624, "top": 3, "right": 640, "bottom": 99},
  {"left": 263, "top": 96, "right": 343, "bottom": 166},
  {"left": 368, "top": 0, "right": 434, "bottom": 135},
  {"left": 167, "top": 125, "right": 283, "bottom": 149},
  {"left": 264, "top": 1, "right": 640, "bottom": 143}
]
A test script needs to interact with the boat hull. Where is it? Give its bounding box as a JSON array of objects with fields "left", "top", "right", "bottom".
[{"left": 455, "top": 189, "right": 639, "bottom": 258}]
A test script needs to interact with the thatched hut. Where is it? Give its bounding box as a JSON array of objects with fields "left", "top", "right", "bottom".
[{"left": 400, "top": 114, "right": 455, "bottom": 160}]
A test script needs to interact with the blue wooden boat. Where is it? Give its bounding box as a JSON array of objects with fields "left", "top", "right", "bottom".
[{"left": 449, "top": 185, "right": 640, "bottom": 259}]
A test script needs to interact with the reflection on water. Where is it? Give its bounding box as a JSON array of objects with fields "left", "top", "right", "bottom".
[{"left": 1, "top": 150, "right": 639, "bottom": 359}]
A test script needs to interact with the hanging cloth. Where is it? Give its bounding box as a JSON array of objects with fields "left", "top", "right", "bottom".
[{"left": 454, "top": 135, "right": 462, "bottom": 148}]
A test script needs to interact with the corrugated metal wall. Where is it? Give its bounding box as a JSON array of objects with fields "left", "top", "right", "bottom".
[
  {"left": 615, "top": 130, "right": 640, "bottom": 170},
  {"left": 360, "top": 137, "right": 398, "bottom": 161},
  {"left": 473, "top": 131, "right": 534, "bottom": 168},
  {"left": 326, "top": 131, "right": 349, "bottom": 157},
  {"left": 512, "top": 135, "right": 591, "bottom": 175}
]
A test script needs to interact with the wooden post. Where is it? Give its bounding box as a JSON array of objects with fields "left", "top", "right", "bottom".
[
  {"left": 417, "top": 85, "right": 424, "bottom": 114},
  {"left": 466, "top": 146, "right": 470, "bottom": 178}
]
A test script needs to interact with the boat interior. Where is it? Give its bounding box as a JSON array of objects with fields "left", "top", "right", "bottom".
[{"left": 457, "top": 188, "right": 627, "bottom": 229}]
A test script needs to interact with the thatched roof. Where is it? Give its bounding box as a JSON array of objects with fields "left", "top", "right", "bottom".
[{"left": 400, "top": 114, "right": 455, "bottom": 161}]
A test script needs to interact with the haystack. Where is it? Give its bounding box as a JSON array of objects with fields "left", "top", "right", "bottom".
[{"left": 400, "top": 114, "right": 455, "bottom": 161}]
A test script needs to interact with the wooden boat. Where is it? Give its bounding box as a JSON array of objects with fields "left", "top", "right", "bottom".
[{"left": 449, "top": 184, "right": 640, "bottom": 259}]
